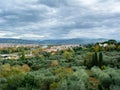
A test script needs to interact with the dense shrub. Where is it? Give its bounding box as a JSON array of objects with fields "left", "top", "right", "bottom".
[
  {"left": 68, "top": 69, "right": 89, "bottom": 90},
  {"left": 104, "top": 68, "right": 120, "bottom": 86},
  {"left": 110, "top": 85, "right": 120, "bottom": 90},
  {"left": 68, "top": 80, "right": 86, "bottom": 90},
  {"left": 91, "top": 67, "right": 110, "bottom": 89}
]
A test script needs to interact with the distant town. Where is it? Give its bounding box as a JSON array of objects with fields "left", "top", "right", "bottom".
[{"left": 0, "top": 43, "right": 81, "bottom": 60}]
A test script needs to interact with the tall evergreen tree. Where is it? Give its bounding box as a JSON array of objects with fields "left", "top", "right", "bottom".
[
  {"left": 99, "top": 52, "right": 103, "bottom": 67},
  {"left": 94, "top": 52, "right": 98, "bottom": 66}
]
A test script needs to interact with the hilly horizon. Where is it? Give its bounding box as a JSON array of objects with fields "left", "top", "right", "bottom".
[{"left": 0, "top": 38, "right": 108, "bottom": 45}]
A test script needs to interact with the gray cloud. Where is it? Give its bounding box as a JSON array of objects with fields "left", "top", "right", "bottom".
[{"left": 0, "top": 0, "right": 120, "bottom": 40}]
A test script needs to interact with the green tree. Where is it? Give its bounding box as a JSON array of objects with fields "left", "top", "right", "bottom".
[
  {"left": 99, "top": 52, "right": 103, "bottom": 68},
  {"left": 94, "top": 52, "right": 98, "bottom": 66},
  {"left": 19, "top": 51, "right": 25, "bottom": 60},
  {"left": 94, "top": 44, "right": 100, "bottom": 52},
  {"left": 107, "top": 39, "right": 117, "bottom": 44},
  {"left": 83, "top": 52, "right": 93, "bottom": 68},
  {"left": 117, "top": 45, "right": 120, "bottom": 51},
  {"left": 57, "top": 80, "right": 68, "bottom": 90},
  {"left": 63, "top": 51, "right": 73, "bottom": 62}
]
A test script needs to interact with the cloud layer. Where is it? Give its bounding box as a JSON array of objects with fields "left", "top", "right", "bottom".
[{"left": 0, "top": 0, "right": 120, "bottom": 40}]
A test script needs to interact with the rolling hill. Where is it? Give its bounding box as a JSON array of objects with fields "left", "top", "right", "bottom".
[{"left": 0, "top": 38, "right": 107, "bottom": 45}]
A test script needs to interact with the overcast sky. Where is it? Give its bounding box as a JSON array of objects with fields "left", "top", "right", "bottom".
[{"left": 0, "top": 0, "right": 120, "bottom": 40}]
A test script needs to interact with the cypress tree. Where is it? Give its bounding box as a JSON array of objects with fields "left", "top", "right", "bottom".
[
  {"left": 94, "top": 52, "right": 98, "bottom": 66},
  {"left": 99, "top": 52, "right": 103, "bottom": 67},
  {"left": 92, "top": 53, "right": 95, "bottom": 67}
]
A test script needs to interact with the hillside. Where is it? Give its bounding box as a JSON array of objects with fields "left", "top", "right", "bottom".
[{"left": 0, "top": 38, "right": 107, "bottom": 45}]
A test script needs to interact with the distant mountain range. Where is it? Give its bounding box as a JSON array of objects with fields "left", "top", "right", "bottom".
[
  {"left": 0, "top": 38, "right": 108, "bottom": 45},
  {"left": 0, "top": 38, "right": 37, "bottom": 44},
  {"left": 38, "top": 38, "right": 108, "bottom": 45}
]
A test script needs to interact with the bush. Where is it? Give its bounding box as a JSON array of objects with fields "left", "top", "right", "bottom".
[
  {"left": 91, "top": 67, "right": 112, "bottom": 89},
  {"left": 7, "top": 74, "right": 24, "bottom": 90},
  {"left": 68, "top": 69, "right": 89, "bottom": 90},
  {"left": 110, "top": 85, "right": 120, "bottom": 90},
  {"left": 56, "top": 79, "right": 68, "bottom": 90},
  {"left": 68, "top": 80, "right": 86, "bottom": 90},
  {"left": 51, "top": 60, "right": 58, "bottom": 67},
  {"left": 104, "top": 68, "right": 120, "bottom": 86}
]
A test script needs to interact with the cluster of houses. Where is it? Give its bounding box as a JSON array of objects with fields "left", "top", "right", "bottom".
[
  {"left": 0, "top": 44, "right": 39, "bottom": 60},
  {"left": 0, "top": 54, "right": 19, "bottom": 60},
  {"left": 99, "top": 43, "right": 108, "bottom": 47},
  {"left": 0, "top": 52, "right": 33, "bottom": 60},
  {"left": 44, "top": 44, "right": 80, "bottom": 52}
]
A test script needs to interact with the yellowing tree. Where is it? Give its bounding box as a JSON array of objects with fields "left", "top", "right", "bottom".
[
  {"left": 22, "top": 64, "right": 30, "bottom": 72},
  {"left": 32, "top": 48, "right": 42, "bottom": 56},
  {"left": 117, "top": 45, "right": 120, "bottom": 51},
  {"left": 0, "top": 64, "right": 26, "bottom": 77},
  {"left": 2, "top": 63, "right": 11, "bottom": 72},
  {"left": 107, "top": 44, "right": 116, "bottom": 51},
  {"left": 11, "top": 65, "right": 25, "bottom": 75},
  {"left": 94, "top": 45, "right": 100, "bottom": 52},
  {"left": 51, "top": 60, "right": 58, "bottom": 67},
  {"left": 0, "top": 64, "right": 11, "bottom": 77},
  {"left": 63, "top": 51, "right": 73, "bottom": 61}
]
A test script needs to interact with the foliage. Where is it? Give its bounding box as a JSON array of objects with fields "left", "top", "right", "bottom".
[
  {"left": 93, "top": 44, "right": 100, "bottom": 52},
  {"left": 19, "top": 51, "right": 25, "bottom": 60},
  {"left": 0, "top": 64, "right": 28, "bottom": 90},
  {"left": 110, "top": 85, "right": 120, "bottom": 90},
  {"left": 0, "top": 40, "right": 120, "bottom": 90},
  {"left": 83, "top": 52, "right": 93, "bottom": 68},
  {"left": 99, "top": 52, "right": 103, "bottom": 68},
  {"left": 117, "top": 45, "right": 120, "bottom": 51},
  {"left": 91, "top": 66, "right": 120, "bottom": 89},
  {"left": 63, "top": 51, "right": 73, "bottom": 61},
  {"left": 51, "top": 60, "right": 58, "bottom": 67},
  {"left": 68, "top": 80, "right": 86, "bottom": 90},
  {"left": 83, "top": 52, "right": 104, "bottom": 68}
]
